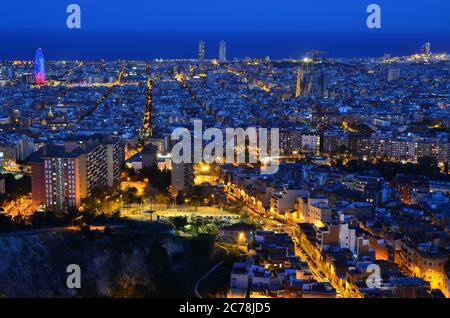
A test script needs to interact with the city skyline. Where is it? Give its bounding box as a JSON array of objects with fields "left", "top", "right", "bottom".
[
  {"left": 1, "top": 32, "right": 449, "bottom": 61},
  {"left": 0, "top": 0, "right": 449, "bottom": 305}
]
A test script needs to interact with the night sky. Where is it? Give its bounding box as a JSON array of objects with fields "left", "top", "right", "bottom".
[{"left": 0, "top": 0, "right": 449, "bottom": 32}]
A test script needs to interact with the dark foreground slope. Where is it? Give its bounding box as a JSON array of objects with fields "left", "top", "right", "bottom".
[{"left": 0, "top": 226, "right": 226, "bottom": 298}]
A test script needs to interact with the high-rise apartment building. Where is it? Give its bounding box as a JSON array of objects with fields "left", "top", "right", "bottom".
[
  {"left": 77, "top": 143, "right": 107, "bottom": 198},
  {"left": 219, "top": 40, "right": 227, "bottom": 62},
  {"left": 43, "top": 149, "right": 81, "bottom": 211},
  {"left": 105, "top": 138, "right": 124, "bottom": 187},
  {"left": 31, "top": 136, "right": 124, "bottom": 211},
  {"left": 199, "top": 40, "right": 206, "bottom": 62}
]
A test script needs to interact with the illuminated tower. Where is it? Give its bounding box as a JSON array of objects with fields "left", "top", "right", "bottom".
[
  {"left": 295, "top": 65, "right": 303, "bottom": 97},
  {"left": 199, "top": 40, "right": 206, "bottom": 62},
  {"left": 34, "top": 48, "right": 46, "bottom": 85},
  {"left": 219, "top": 40, "right": 227, "bottom": 62}
]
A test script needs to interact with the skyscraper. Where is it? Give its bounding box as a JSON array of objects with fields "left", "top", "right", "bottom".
[
  {"left": 219, "top": 40, "right": 227, "bottom": 62},
  {"left": 199, "top": 40, "right": 206, "bottom": 62},
  {"left": 34, "top": 48, "right": 46, "bottom": 85}
]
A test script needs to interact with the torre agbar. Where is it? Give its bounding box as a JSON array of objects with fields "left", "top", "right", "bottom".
[{"left": 34, "top": 48, "right": 46, "bottom": 85}]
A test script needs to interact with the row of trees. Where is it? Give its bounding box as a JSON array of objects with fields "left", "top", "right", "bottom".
[
  {"left": 336, "top": 156, "right": 446, "bottom": 180},
  {"left": 0, "top": 209, "right": 121, "bottom": 233}
]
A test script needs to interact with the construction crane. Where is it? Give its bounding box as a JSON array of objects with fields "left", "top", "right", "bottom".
[
  {"left": 305, "top": 50, "right": 327, "bottom": 63},
  {"left": 302, "top": 50, "right": 328, "bottom": 74}
]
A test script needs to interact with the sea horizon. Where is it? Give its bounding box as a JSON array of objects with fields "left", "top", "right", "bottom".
[{"left": 1, "top": 30, "right": 449, "bottom": 61}]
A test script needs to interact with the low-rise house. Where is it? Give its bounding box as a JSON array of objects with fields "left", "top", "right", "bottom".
[{"left": 218, "top": 223, "right": 255, "bottom": 245}]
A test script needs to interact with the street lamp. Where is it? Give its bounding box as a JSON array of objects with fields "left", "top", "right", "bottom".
[
  {"left": 238, "top": 232, "right": 245, "bottom": 244},
  {"left": 144, "top": 209, "right": 156, "bottom": 222}
]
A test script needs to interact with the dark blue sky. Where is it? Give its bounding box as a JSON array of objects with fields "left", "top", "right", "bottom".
[
  {"left": 0, "top": 0, "right": 448, "bottom": 60},
  {"left": 1, "top": 0, "right": 449, "bottom": 32}
]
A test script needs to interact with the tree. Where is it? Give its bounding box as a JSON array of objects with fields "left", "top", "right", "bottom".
[
  {"left": 139, "top": 166, "right": 171, "bottom": 192},
  {"left": 155, "top": 193, "right": 171, "bottom": 204},
  {"left": 175, "top": 191, "right": 185, "bottom": 205},
  {"left": 0, "top": 214, "right": 16, "bottom": 232},
  {"left": 171, "top": 216, "right": 188, "bottom": 230},
  {"left": 417, "top": 156, "right": 440, "bottom": 176},
  {"left": 200, "top": 223, "right": 218, "bottom": 236},
  {"left": 145, "top": 184, "right": 159, "bottom": 199},
  {"left": 122, "top": 187, "right": 140, "bottom": 204},
  {"left": 3, "top": 173, "right": 31, "bottom": 198}
]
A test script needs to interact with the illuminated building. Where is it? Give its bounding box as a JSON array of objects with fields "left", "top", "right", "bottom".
[
  {"left": 218, "top": 223, "right": 255, "bottom": 245},
  {"left": 270, "top": 187, "right": 307, "bottom": 215},
  {"left": 78, "top": 143, "right": 107, "bottom": 198},
  {"left": 297, "top": 195, "right": 332, "bottom": 225},
  {"left": 34, "top": 48, "right": 46, "bottom": 85},
  {"left": 219, "top": 40, "right": 227, "bottom": 62},
  {"left": 30, "top": 151, "right": 46, "bottom": 210},
  {"left": 295, "top": 65, "right": 302, "bottom": 97},
  {"left": 105, "top": 137, "right": 125, "bottom": 187},
  {"left": 198, "top": 40, "right": 206, "bottom": 62},
  {"left": 30, "top": 137, "right": 123, "bottom": 211},
  {"left": 396, "top": 236, "right": 449, "bottom": 296},
  {"left": 38, "top": 145, "right": 81, "bottom": 211},
  {"left": 300, "top": 133, "right": 321, "bottom": 155}
]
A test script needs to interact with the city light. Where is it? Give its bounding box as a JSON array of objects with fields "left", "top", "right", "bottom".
[{"left": 0, "top": 2, "right": 448, "bottom": 304}]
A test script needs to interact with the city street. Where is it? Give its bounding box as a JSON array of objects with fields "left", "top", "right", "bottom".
[{"left": 224, "top": 187, "right": 349, "bottom": 297}]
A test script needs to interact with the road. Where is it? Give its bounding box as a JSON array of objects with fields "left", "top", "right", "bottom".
[{"left": 224, "top": 188, "right": 347, "bottom": 297}]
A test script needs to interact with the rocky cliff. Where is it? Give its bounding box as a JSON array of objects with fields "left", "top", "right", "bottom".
[{"left": 0, "top": 229, "right": 213, "bottom": 298}]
